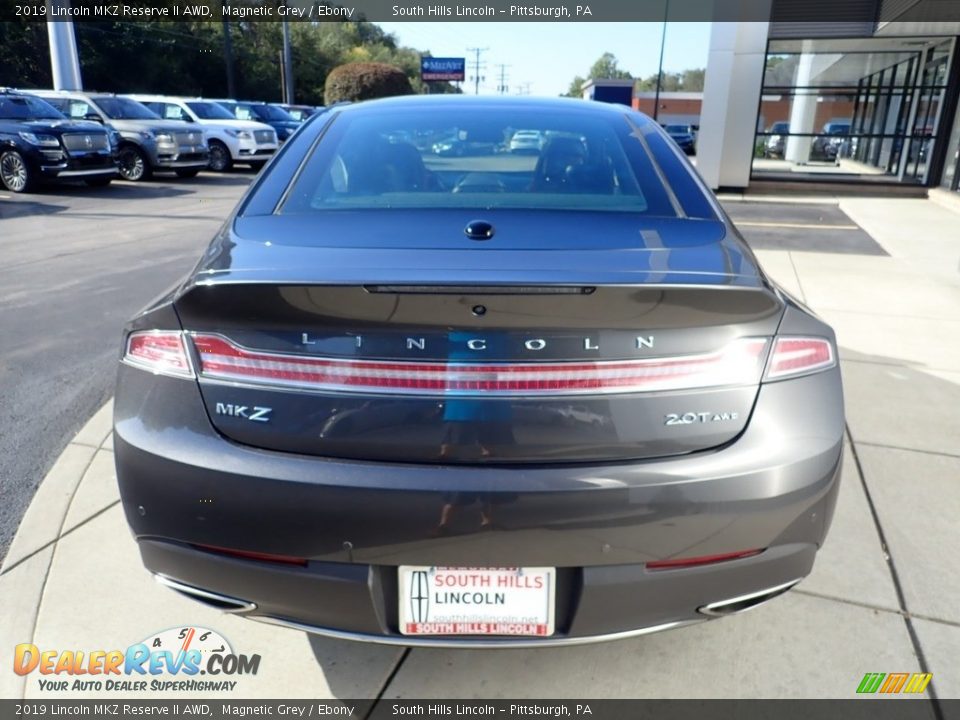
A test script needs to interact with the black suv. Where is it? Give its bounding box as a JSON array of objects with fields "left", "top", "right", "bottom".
[{"left": 0, "top": 90, "right": 118, "bottom": 193}]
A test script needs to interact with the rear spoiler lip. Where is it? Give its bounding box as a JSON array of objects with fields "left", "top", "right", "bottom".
[{"left": 186, "top": 270, "right": 766, "bottom": 289}]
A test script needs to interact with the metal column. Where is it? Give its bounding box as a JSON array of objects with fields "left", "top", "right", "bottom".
[{"left": 46, "top": 0, "right": 83, "bottom": 90}]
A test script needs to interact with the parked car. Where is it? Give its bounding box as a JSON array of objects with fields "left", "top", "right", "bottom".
[
  {"left": 508, "top": 129, "right": 544, "bottom": 153},
  {"left": 0, "top": 89, "right": 117, "bottom": 193},
  {"left": 115, "top": 95, "right": 843, "bottom": 647},
  {"left": 811, "top": 120, "right": 851, "bottom": 162},
  {"left": 30, "top": 91, "right": 209, "bottom": 181},
  {"left": 663, "top": 124, "right": 697, "bottom": 155},
  {"left": 431, "top": 130, "right": 501, "bottom": 157},
  {"left": 277, "top": 104, "right": 323, "bottom": 122},
  {"left": 764, "top": 121, "right": 790, "bottom": 158},
  {"left": 126, "top": 95, "right": 278, "bottom": 172},
  {"left": 214, "top": 100, "right": 301, "bottom": 144}
]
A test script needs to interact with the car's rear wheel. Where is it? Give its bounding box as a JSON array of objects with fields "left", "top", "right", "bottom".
[
  {"left": 84, "top": 177, "right": 112, "bottom": 187},
  {"left": 0, "top": 150, "right": 36, "bottom": 193},
  {"left": 208, "top": 141, "right": 232, "bottom": 172},
  {"left": 118, "top": 145, "right": 152, "bottom": 181},
  {"left": 175, "top": 168, "right": 201, "bottom": 178}
]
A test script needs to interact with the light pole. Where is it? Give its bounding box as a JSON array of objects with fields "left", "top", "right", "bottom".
[
  {"left": 653, "top": 0, "right": 668, "bottom": 123},
  {"left": 46, "top": 0, "right": 83, "bottom": 90},
  {"left": 281, "top": 19, "right": 294, "bottom": 103}
]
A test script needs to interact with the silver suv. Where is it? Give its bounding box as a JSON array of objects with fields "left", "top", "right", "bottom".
[{"left": 31, "top": 91, "right": 209, "bottom": 181}]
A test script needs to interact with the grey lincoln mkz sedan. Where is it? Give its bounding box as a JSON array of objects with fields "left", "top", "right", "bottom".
[{"left": 114, "top": 96, "right": 843, "bottom": 646}]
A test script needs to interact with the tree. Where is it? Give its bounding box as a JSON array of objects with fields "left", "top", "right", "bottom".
[
  {"left": 563, "top": 53, "right": 632, "bottom": 97},
  {"left": 635, "top": 68, "right": 706, "bottom": 92},
  {"left": 589, "top": 52, "right": 632, "bottom": 80},
  {"left": 566, "top": 75, "right": 586, "bottom": 98},
  {"left": 324, "top": 62, "right": 413, "bottom": 104},
  {"left": 0, "top": 20, "right": 458, "bottom": 106}
]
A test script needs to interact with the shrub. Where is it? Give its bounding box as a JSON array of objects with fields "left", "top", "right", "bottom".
[{"left": 324, "top": 62, "right": 413, "bottom": 104}]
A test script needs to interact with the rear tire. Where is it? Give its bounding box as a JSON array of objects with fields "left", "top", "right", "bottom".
[
  {"left": 208, "top": 141, "right": 232, "bottom": 172},
  {"left": 0, "top": 150, "right": 36, "bottom": 193},
  {"left": 117, "top": 145, "right": 152, "bottom": 182},
  {"left": 175, "top": 168, "right": 201, "bottom": 178},
  {"left": 84, "top": 177, "right": 112, "bottom": 187}
]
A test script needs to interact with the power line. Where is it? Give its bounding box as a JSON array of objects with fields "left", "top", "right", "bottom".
[
  {"left": 496, "top": 63, "right": 510, "bottom": 94},
  {"left": 466, "top": 46, "right": 488, "bottom": 95}
]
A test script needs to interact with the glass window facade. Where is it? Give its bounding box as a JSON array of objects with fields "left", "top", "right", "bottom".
[
  {"left": 752, "top": 37, "right": 955, "bottom": 185},
  {"left": 942, "top": 90, "right": 960, "bottom": 192}
]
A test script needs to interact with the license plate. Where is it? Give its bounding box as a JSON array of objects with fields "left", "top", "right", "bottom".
[{"left": 398, "top": 566, "right": 555, "bottom": 637}]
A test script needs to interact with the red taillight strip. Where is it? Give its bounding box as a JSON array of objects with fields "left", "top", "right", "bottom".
[
  {"left": 190, "top": 334, "right": 769, "bottom": 396},
  {"left": 647, "top": 549, "right": 764, "bottom": 571},
  {"left": 192, "top": 543, "right": 308, "bottom": 567},
  {"left": 766, "top": 337, "right": 835, "bottom": 380}
]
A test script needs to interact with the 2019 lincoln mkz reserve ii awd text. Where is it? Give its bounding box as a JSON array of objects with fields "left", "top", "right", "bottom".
[{"left": 114, "top": 96, "right": 844, "bottom": 647}]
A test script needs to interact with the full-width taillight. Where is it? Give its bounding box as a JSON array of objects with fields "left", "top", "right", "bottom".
[
  {"left": 765, "top": 337, "right": 835, "bottom": 380},
  {"left": 190, "top": 334, "right": 769, "bottom": 396},
  {"left": 123, "top": 331, "right": 194, "bottom": 378}
]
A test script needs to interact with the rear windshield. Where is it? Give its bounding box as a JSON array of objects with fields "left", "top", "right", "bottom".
[{"left": 280, "top": 107, "right": 678, "bottom": 216}]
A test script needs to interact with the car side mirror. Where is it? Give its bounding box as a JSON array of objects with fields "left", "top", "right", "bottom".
[{"left": 83, "top": 112, "right": 103, "bottom": 124}]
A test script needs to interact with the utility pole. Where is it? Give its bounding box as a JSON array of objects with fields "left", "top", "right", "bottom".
[
  {"left": 281, "top": 19, "right": 294, "bottom": 103},
  {"left": 221, "top": 12, "right": 236, "bottom": 98},
  {"left": 467, "top": 47, "right": 488, "bottom": 95},
  {"left": 496, "top": 64, "right": 510, "bottom": 94},
  {"left": 516, "top": 82, "right": 532, "bottom": 96}
]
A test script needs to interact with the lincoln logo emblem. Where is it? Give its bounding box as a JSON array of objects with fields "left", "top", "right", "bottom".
[
  {"left": 410, "top": 570, "right": 430, "bottom": 623},
  {"left": 84, "top": 135, "right": 92, "bottom": 148}
]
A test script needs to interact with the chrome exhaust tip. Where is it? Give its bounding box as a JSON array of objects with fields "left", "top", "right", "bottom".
[
  {"left": 697, "top": 578, "right": 801, "bottom": 618},
  {"left": 154, "top": 574, "right": 257, "bottom": 614}
]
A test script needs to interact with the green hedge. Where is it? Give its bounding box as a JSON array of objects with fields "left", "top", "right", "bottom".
[{"left": 324, "top": 62, "right": 413, "bottom": 104}]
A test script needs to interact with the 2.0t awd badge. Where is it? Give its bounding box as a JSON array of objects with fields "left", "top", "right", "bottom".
[{"left": 664, "top": 411, "right": 739, "bottom": 425}]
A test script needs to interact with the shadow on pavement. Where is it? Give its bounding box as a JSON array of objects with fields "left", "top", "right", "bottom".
[{"left": 0, "top": 197, "right": 70, "bottom": 220}]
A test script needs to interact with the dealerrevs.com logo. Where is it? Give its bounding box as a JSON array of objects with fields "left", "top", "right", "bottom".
[{"left": 13, "top": 626, "right": 260, "bottom": 693}]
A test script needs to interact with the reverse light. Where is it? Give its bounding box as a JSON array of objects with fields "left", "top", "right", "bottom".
[
  {"left": 123, "top": 331, "right": 194, "bottom": 378},
  {"left": 647, "top": 549, "right": 764, "bottom": 571},
  {"left": 765, "top": 337, "right": 835, "bottom": 380},
  {"left": 190, "top": 334, "right": 770, "bottom": 396}
]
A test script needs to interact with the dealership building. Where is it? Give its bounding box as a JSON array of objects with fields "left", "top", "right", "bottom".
[{"left": 590, "top": 4, "right": 960, "bottom": 197}]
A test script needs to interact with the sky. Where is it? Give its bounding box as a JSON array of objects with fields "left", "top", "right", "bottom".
[{"left": 376, "top": 22, "right": 712, "bottom": 97}]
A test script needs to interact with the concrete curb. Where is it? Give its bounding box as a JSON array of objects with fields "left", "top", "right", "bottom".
[{"left": 0, "top": 401, "right": 114, "bottom": 699}]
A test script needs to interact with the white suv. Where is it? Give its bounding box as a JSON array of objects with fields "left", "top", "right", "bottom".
[{"left": 125, "top": 95, "right": 278, "bottom": 172}]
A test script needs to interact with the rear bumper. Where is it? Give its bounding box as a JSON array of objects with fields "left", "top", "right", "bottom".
[
  {"left": 144, "top": 543, "right": 813, "bottom": 647},
  {"left": 115, "top": 365, "right": 844, "bottom": 644}
]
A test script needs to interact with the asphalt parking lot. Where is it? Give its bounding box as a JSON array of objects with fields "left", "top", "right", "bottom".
[{"left": 1, "top": 177, "right": 959, "bottom": 705}]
